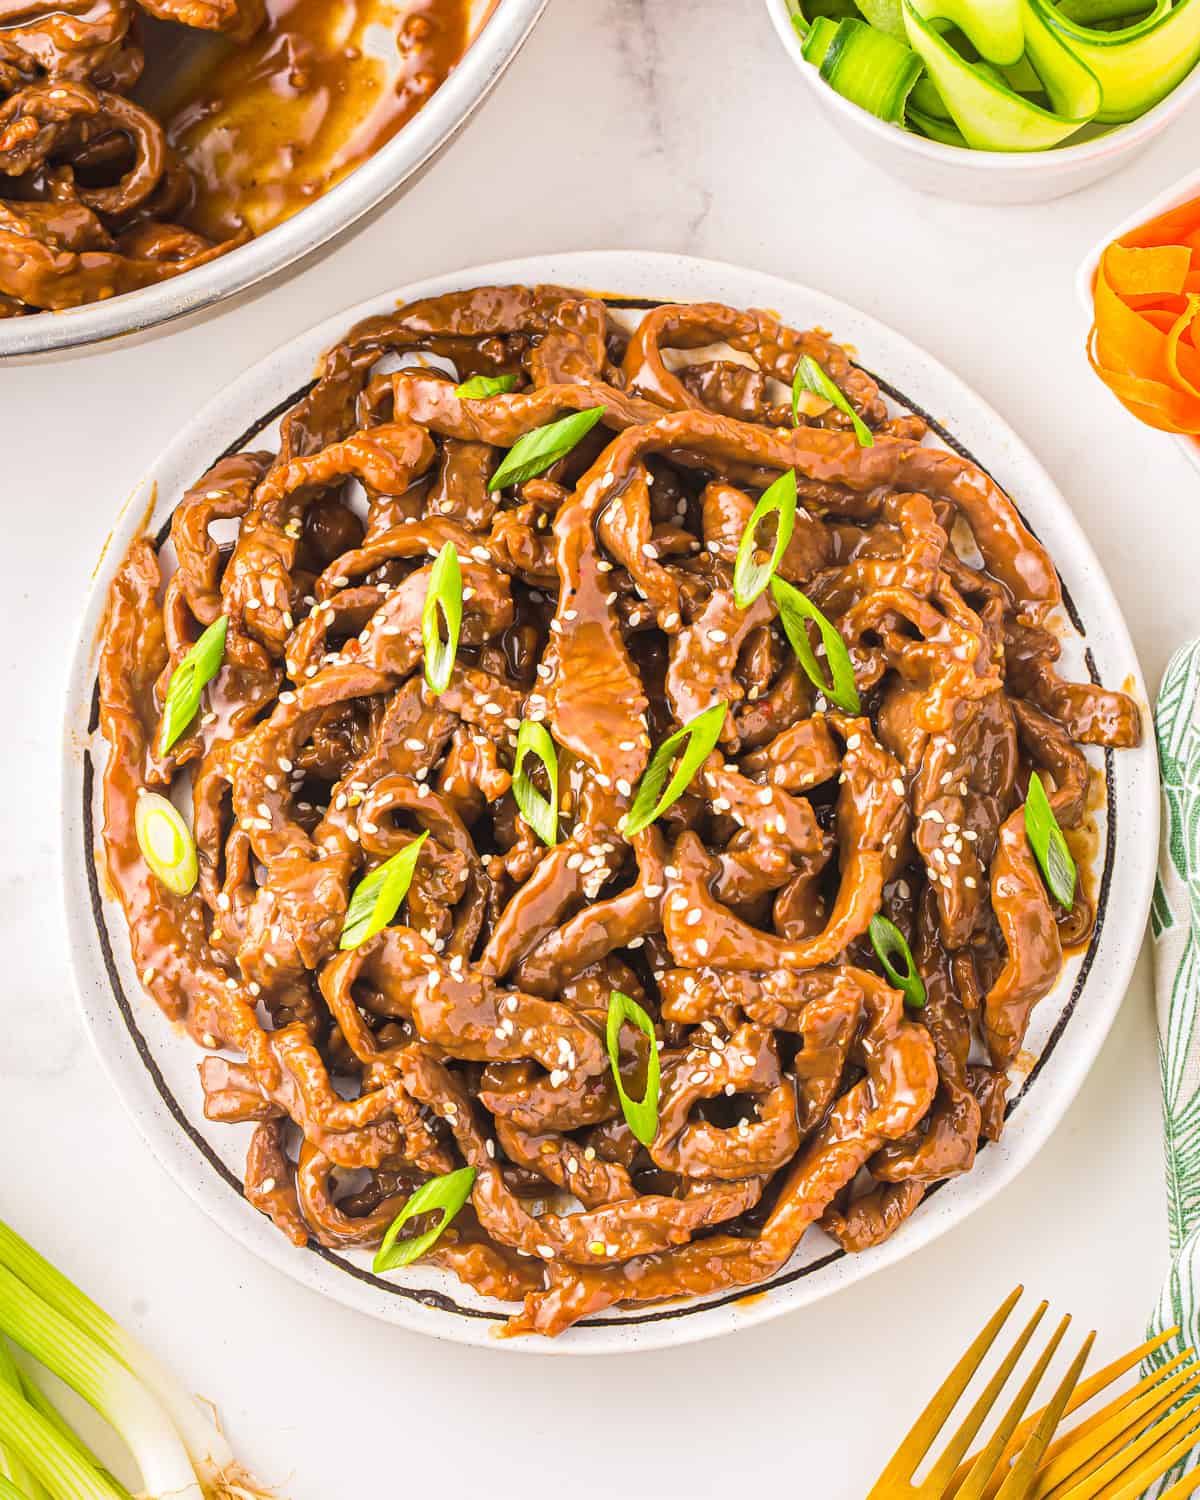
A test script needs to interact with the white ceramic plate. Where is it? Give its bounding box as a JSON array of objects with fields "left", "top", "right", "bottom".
[
  {"left": 62, "top": 251, "right": 1159, "bottom": 1354},
  {"left": 1076, "top": 168, "right": 1200, "bottom": 481}
]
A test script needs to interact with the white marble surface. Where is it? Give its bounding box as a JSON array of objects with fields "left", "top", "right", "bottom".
[{"left": 4, "top": 1, "right": 1200, "bottom": 1494}]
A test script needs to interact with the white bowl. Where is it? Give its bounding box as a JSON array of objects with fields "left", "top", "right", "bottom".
[
  {"left": 1076, "top": 167, "right": 1200, "bottom": 478},
  {"left": 62, "top": 250, "right": 1158, "bottom": 1352},
  {"left": 764, "top": 0, "right": 1200, "bottom": 203}
]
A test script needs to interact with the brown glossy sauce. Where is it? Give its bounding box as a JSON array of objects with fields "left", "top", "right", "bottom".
[
  {"left": 0, "top": 0, "right": 489, "bottom": 312},
  {"left": 157, "top": 0, "right": 483, "bottom": 240},
  {"left": 94, "top": 285, "right": 1143, "bottom": 1338}
]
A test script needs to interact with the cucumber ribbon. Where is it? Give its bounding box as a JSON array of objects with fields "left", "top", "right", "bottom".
[{"left": 794, "top": 0, "right": 1200, "bottom": 150}]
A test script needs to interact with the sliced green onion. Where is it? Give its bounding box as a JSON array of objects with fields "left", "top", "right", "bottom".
[
  {"left": 340, "top": 832, "right": 429, "bottom": 950},
  {"left": 868, "top": 914, "right": 926, "bottom": 1009},
  {"left": 487, "top": 406, "right": 607, "bottom": 492},
  {"left": 622, "top": 701, "right": 726, "bottom": 837},
  {"left": 733, "top": 470, "right": 797, "bottom": 608},
  {"left": 1024, "top": 771, "right": 1077, "bottom": 908},
  {"left": 769, "top": 577, "right": 861, "bottom": 713},
  {"left": 606, "top": 990, "right": 661, "bottom": 1147},
  {"left": 512, "top": 720, "right": 559, "bottom": 846},
  {"left": 422, "top": 542, "right": 462, "bottom": 695},
  {"left": 373, "top": 1167, "right": 477, "bottom": 1272},
  {"left": 134, "top": 792, "right": 198, "bottom": 897},
  {"left": 0, "top": 1218, "right": 265, "bottom": 1498},
  {"left": 792, "top": 355, "right": 874, "bottom": 446},
  {"left": 816, "top": 18, "right": 924, "bottom": 123},
  {"left": 159, "top": 615, "right": 227, "bottom": 755},
  {"left": 455, "top": 373, "right": 518, "bottom": 399}
]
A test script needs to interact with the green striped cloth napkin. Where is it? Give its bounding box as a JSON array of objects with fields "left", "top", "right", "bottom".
[{"left": 1147, "top": 639, "right": 1200, "bottom": 1491}]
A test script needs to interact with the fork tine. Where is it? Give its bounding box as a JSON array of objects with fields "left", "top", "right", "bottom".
[
  {"left": 870, "top": 1287, "right": 1026, "bottom": 1490},
  {"left": 993, "top": 1330, "right": 1095, "bottom": 1500},
  {"left": 1033, "top": 1358, "right": 1200, "bottom": 1496},
  {"left": 954, "top": 1316, "right": 1074, "bottom": 1500},
  {"left": 920, "top": 1303, "right": 1053, "bottom": 1493},
  {"left": 1045, "top": 1388, "right": 1200, "bottom": 1500},
  {"left": 1035, "top": 1349, "right": 1197, "bottom": 1471},
  {"left": 950, "top": 1329, "right": 1183, "bottom": 1497},
  {"left": 1052, "top": 1399, "right": 1200, "bottom": 1500},
  {"left": 1156, "top": 1463, "right": 1200, "bottom": 1500}
]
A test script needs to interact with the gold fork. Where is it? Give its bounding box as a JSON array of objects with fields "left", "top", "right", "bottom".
[{"left": 870, "top": 1288, "right": 1200, "bottom": 1500}]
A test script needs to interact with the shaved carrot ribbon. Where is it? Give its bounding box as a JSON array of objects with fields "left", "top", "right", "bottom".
[{"left": 1087, "top": 194, "right": 1200, "bottom": 437}]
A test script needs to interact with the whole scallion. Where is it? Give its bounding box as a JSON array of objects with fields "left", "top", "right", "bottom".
[{"left": 0, "top": 1218, "right": 277, "bottom": 1500}]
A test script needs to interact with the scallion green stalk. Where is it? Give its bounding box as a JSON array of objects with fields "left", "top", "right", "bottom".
[
  {"left": 0, "top": 1341, "right": 48, "bottom": 1500},
  {"left": 0, "top": 1470, "right": 32, "bottom": 1500},
  {"left": 0, "top": 1378, "right": 126, "bottom": 1500},
  {"left": 0, "top": 1262, "right": 201, "bottom": 1500}
]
